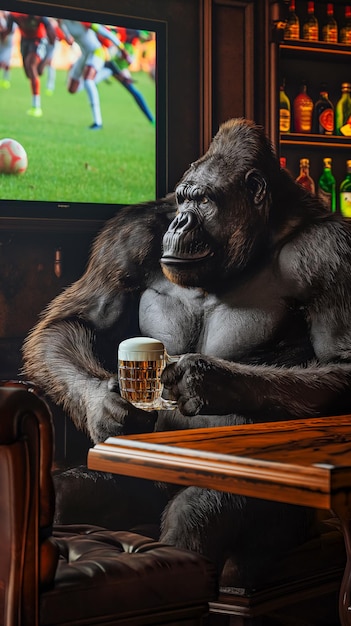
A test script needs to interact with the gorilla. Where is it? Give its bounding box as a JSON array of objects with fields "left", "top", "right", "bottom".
[{"left": 22, "top": 118, "right": 351, "bottom": 582}]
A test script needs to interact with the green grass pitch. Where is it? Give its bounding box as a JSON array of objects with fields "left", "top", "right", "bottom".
[{"left": 0, "top": 66, "right": 156, "bottom": 209}]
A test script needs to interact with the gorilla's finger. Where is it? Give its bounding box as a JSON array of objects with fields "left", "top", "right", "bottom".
[
  {"left": 107, "top": 376, "right": 119, "bottom": 393},
  {"left": 161, "top": 362, "right": 180, "bottom": 385}
]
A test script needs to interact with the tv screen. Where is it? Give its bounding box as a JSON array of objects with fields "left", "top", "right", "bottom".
[{"left": 0, "top": 2, "right": 167, "bottom": 220}]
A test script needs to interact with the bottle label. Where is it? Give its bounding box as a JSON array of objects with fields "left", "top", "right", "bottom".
[
  {"left": 340, "top": 191, "right": 351, "bottom": 217},
  {"left": 340, "top": 29, "right": 351, "bottom": 45},
  {"left": 340, "top": 116, "right": 351, "bottom": 136},
  {"left": 280, "top": 109, "right": 291, "bottom": 132},
  {"left": 319, "top": 108, "right": 334, "bottom": 133},
  {"left": 296, "top": 104, "right": 313, "bottom": 132},
  {"left": 323, "top": 27, "right": 338, "bottom": 43},
  {"left": 318, "top": 187, "right": 332, "bottom": 210},
  {"left": 303, "top": 25, "right": 318, "bottom": 40},
  {"left": 285, "top": 24, "right": 299, "bottom": 39}
]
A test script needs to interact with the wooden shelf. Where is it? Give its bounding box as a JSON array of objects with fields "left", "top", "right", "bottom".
[
  {"left": 281, "top": 134, "right": 351, "bottom": 148},
  {"left": 281, "top": 40, "right": 351, "bottom": 57}
]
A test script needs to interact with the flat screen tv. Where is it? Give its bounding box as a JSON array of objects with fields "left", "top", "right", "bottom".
[{"left": 0, "top": 1, "right": 167, "bottom": 221}]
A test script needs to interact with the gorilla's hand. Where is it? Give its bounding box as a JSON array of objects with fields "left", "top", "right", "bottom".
[
  {"left": 83, "top": 377, "right": 157, "bottom": 443},
  {"left": 161, "top": 354, "right": 240, "bottom": 416}
]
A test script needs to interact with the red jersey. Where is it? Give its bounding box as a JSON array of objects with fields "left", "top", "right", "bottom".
[{"left": 9, "top": 13, "right": 48, "bottom": 39}]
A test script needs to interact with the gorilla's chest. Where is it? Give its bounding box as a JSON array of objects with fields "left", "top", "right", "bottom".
[{"left": 139, "top": 269, "right": 290, "bottom": 360}]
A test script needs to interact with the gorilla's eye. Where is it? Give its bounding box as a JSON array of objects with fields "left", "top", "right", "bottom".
[{"left": 201, "top": 196, "right": 209, "bottom": 205}]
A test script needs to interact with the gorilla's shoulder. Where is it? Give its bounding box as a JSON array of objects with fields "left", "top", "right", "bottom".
[
  {"left": 102, "top": 194, "right": 177, "bottom": 240},
  {"left": 278, "top": 216, "right": 351, "bottom": 291},
  {"left": 86, "top": 195, "right": 177, "bottom": 283}
]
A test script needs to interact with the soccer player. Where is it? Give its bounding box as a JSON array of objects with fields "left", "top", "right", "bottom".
[
  {"left": 95, "top": 29, "right": 155, "bottom": 124},
  {"left": 60, "top": 20, "right": 130, "bottom": 129},
  {"left": 0, "top": 11, "right": 16, "bottom": 89},
  {"left": 5, "top": 12, "right": 57, "bottom": 116},
  {"left": 38, "top": 18, "right": 74, "bottom": 95}
]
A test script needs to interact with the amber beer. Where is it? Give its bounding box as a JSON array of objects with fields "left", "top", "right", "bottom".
[{"left": 118, "top": 337, "right": 168, "bottom": 410}]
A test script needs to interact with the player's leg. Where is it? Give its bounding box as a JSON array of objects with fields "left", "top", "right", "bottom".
[
  {"left": 103, "top": 58, "right": 154, "bottom": 124},
  {"left": 0, "top": 38, "right": 13, "bottom": 88},
  {"left": 120, "top": 80, "right": 155, "bottom": 123},
  {"left": 39, "top": 41, "right": 56, "bottom": 94},
  {"left": 23, "top": 38, "right": 47, "bottom": 116},
  {"left": 23, "top": 51, "right": 42, "bottom": 116},
  {"left": 82, "top": 52, "right": 105, "bottom": 129}
]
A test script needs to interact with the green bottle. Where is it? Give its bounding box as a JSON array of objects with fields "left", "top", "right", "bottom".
[
  {"left": 318, "top": 157, "right": 336, "bottom": 212},
  {"left": 340, "top": 160, "right": 351, "bottom": 217},
  {"left": 279, "top": 82, "right": 291, "bottom": 133},
  {"left": 335, "top": 83, "right": 351, "bottom": 136}
]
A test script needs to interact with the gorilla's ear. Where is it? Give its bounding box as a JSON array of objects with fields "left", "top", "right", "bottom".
[{"left": 245, "top": 168, "right": 270, "bottom": 207}]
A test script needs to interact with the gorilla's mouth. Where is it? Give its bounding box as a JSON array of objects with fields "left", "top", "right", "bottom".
[
  {"left": 161, "top": 229, "right": 214, "bottom": 266},
  {"left": 161, "top": 250, "right": 213, "bottom": 265}
]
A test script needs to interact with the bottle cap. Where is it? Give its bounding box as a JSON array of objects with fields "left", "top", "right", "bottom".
[
  {"left": 341, "top": 82, "right": 351, "bottom": 91},
  {"left": 300, "top": 158, "right": 310, "bottom": 167},
  {"left": 323, "top": 157, "right": 332, "bottom": 167},
  {"left": 118, "top": 337, "right": 165, "bottom": 361}
]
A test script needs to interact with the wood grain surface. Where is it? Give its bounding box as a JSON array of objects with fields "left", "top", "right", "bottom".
[{"left": 88, "top": 415, "right": 351, "bottom": 510}]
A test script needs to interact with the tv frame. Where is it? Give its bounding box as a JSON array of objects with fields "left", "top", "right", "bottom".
[{"left": 0, "top": 0, "right": 168, "bottom": 223}]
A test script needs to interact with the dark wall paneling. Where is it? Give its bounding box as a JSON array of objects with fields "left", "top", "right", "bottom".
[{"left": 212, "top": 0, "right": 254, "bottom": 134}]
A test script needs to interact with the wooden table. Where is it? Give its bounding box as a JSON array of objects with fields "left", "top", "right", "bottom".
[{"left": 88, "top": 415, "right": 351, "bottom": 625}]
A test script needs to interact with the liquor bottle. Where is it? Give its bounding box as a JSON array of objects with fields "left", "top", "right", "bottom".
[
  {"left": 322, "top": 3, "right": 338, "bottom": 43},
  {"left": 340, "top": 5, "right": 351, "bottom": 45},
  {"left": 318, "top": 158, "right": 336, "bottom": 212},
  {"left": 335, "top": 82, "right": 351, "bottom": 136},
  {"left": 313, "top": 84, "right": 334, "bottom": 135},
  {"left": 284, "top": 0, "right": 300, "bottom": 40},
  {"left": 339, "top": 160, "right": 351, "bottom": 217},
  {"left": 296, "top": 158, "right": 315, "bottom": 194},
  {"left": 302, "top": 1, "right": 319, "bottom": 41},
  {"left": 279, "top": 82, "right": 291, "bottom": 133},
  {"left": 293, "top": 81, "right": 313, "bottom": 133}
]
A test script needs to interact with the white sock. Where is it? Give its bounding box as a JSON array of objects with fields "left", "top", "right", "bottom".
[
  {"left": 47, "top": 66, "right": 56, "bottom": 91},
  {"left": 84, "top": 78, "right": 102, "bottom": 126}
]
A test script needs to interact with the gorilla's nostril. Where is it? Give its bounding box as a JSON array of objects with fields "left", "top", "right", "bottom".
[{"left": 170, "top": 211, "right": 198, "bottom": 234}]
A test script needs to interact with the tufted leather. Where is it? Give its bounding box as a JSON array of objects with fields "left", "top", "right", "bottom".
[
  {"left": 0, "top": 383, "right": 218, "bottom": 626},
  {"left": 38, "top": 525, "right": 216, "bottom": 625}
]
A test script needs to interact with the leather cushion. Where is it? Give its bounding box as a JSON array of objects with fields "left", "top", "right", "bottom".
[{"left": 40, "top": 525, "right": 218, "bottom": 625}]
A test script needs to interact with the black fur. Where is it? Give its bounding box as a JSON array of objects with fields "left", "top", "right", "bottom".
[{"left": 23, "top": 118, "right": 351, "bottom": 577}]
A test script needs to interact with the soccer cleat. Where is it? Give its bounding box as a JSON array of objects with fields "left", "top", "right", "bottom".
[
  {"left": 89, "top": 123, "right": 103, "bottom": 130},
  {"left": 45, "top": 88, "right": 54, "bottom": 96},
  {"left": 0, "top": 79, "right": 10, "bottom": 89},
  {"left": 27, "top": 107, "right": 43, "bottom": 117}
]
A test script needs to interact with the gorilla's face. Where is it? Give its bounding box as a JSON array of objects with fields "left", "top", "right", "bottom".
[{"left": 160, "top": 152, "right": 272, "bottom": 292}]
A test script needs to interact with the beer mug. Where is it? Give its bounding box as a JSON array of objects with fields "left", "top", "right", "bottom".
[{"left": 118, "top": 337, "right": 177, "bottom": 410}]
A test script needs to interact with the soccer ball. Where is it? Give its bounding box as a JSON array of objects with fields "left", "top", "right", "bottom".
[{"left": 0, "top": 138, "right": 28, "bottom": 175}]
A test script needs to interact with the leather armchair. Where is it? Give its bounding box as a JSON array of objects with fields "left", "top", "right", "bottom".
[{"left": 0, "top": 382, "right": 218, "bottom": 626}]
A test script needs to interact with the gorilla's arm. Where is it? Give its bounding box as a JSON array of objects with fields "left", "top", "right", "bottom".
[
  {"left": 162, "top": 355, "right": 351, "bottom": 420},
  {"left": 162, "top": 220, "right": 351, "bottom": 421},
  {"left": 22, "top": 197, "right": 176, "bottom": 442}
]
